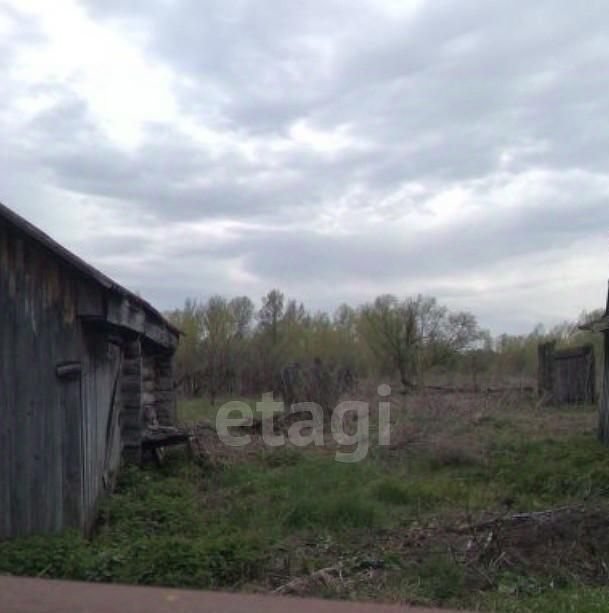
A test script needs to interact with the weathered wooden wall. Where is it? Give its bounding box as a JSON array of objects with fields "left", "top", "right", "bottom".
[
  {"left": 81, "top": 328, "right": 123, "bottom": 534},
  {"left": 538, "top": 342, "right": 595, "bottom": 405},
  {"left": 154, "top": 353, "right": 176, "bottom": 426},
  {"left": 0, "top": 220, "right": 123, "bottom": 538},
  {"left": 120, "top": 343, "right": 176, "bottom": 464},
  {"left": 121, "top": 340, "right": 144, "bottom": 465},
  {"left": 554, "top": 345, "right": 595, "bottom": 404}
]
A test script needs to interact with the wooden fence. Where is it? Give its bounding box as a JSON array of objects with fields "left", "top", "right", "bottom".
[{"left": 538, "top": 342, "right": 595, "bottom": 404}]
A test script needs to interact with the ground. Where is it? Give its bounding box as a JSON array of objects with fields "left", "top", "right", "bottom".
[{"left": 2, "top": 386, "right": 609, "bottom": 611}]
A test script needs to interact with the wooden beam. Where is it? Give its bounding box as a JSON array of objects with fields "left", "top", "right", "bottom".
[{"left": 96, "top": 295, "right": 179, "bottom": 350}]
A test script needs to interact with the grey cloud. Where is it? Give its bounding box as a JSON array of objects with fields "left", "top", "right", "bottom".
[
  {"left": 14, "top": 0, "right": 609, "bottom": 222},
  {"left": 226, "top": 183, "right": 609, "bottom": 286},
  {"left": 3, "top": 0, "right": 609, "bottom": 333}
]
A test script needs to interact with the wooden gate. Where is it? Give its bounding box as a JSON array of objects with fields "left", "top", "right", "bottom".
[{"left": 538, "top": 342, "right": 595, "bottom": 404}]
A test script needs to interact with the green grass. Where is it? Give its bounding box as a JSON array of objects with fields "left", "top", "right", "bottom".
[
  {"left": 0, "top": 459, "right": 267, "bottom": 588},
  {"left": 177, "top": 395, "right": 255, "bottom": 423},
  {"left": 482, "top": 435, "right": 609, "bottom": 508},
  {"left": 374, "top": 478, "right": 443, "bottom": 509},
  {"left": 202, "top": 450, "right": 395, "bottom": 534},
  {"left": 3, "top": 401, "right": 609, "bottom": 609},
  {"left": 482, "top": 585, "right": 609, "bottom": 612}
]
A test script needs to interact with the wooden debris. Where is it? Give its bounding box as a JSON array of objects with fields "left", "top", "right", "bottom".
[
  {"left": 273, "top": 565, "right": 343, "bottom": 596},
  {"left": 457, "top": 504, "right": 585, "bottom": 534}
]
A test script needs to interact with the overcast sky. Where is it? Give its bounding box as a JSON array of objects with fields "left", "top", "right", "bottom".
[{"left": 2, "top": 0, "right": 608, "bottom": 334}]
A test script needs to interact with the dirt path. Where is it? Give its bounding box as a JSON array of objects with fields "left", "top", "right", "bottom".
[{"left": 0, "top": 576, "right": 466, "bottom": 613}]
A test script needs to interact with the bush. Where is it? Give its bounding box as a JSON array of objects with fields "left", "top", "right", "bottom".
[
  {"left": 109, "top": 534, "right": 265, "bottom": 587},
  {"left": 417, "top": 555, "right": 465, "bottom": 602},
  {"left": 0, "top": 532, "right": 94, "bottom": 580}
]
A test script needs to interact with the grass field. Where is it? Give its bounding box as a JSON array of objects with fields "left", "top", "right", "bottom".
[
  {"left": 2, "top": 389, "right": 609, "bottom": 611},
  {"left": 177, "top": 395, "right": 255, "bottom": 423}
]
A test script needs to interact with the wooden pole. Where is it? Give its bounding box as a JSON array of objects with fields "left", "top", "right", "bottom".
[
  {"left": 599, "top": 332, "right": 609, "bottom": 445},
  {"left": 599, "top": 282, "right": 609, "bottom": 445}
]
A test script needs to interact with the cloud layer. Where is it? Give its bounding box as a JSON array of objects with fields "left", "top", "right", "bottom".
[{"left": 2, "top": 0, "right": 609, "bottom": 333}]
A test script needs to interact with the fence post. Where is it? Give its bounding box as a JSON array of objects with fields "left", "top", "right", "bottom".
[{"left": 537, "top": 341, "right": 556, "bottom": 402}]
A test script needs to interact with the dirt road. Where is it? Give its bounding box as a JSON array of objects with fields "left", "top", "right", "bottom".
[{"left": 0, "top": 576, "right": 465, "bottom": 613}]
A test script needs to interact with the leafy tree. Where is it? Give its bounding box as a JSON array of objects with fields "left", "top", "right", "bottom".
[
  {"left": 258, "top": 289, "right": 285, "bottom": 346},
  {"left": 166, "top": 299, "right": 203, "bottom": 395},
  {"left": 200, "top": 296, "right": 235, "bottom": 405},
  {"left": 166, "top": 290, "right": 597, "bottom": 401},
  {"left": 359, "top": 295, "right": 420, "bottom": 389},
  {"left": 359, "top": 295, "right": 481, "bottom": 389},
  {"left": 229, "top": 296, "right": 255, "bottom": 339}
]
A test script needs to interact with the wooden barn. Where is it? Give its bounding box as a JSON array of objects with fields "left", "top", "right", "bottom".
[{"left": 0, "top": 202, "right": 180, "bottom": 539}]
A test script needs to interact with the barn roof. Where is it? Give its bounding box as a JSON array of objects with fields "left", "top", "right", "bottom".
[{"left": 0, "top": 201, "right": 180, "bottom": 344}]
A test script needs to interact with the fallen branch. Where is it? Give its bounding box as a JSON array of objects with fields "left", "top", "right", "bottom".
[
  {"left": 273, "top": 565, "right": 342, "bottom": 596},
  {"left": 458, "top": 504, "right": 584, "bottom": 533},
  {"left": 423, "top": 385, "right": 535, "bottom": 395}
]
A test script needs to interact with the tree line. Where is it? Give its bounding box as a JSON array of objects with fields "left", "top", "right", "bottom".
[{"left": 165, "top": 290, "right": 603, "bottom": 403}]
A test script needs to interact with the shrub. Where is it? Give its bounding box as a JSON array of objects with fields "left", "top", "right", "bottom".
[
  {"left": 0, "top": 532, "right": 93, "bottom": 580},
  {"left": 417, "top": 555, "right": 465, "bottom": 602},
  {"left": 111, "top": 534, "right": 265, "bottom": 588}
]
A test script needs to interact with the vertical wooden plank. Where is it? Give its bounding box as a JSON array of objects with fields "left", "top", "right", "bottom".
[
  {"left": 61, "top": 371, "right": 84, "bottom": 529},
  {"left": 102, "top": 343, "right": 123, "bottom": 492},
  {"left": 13, "top": 238, "right": 31, "bottom": 537},
  {"left": 585, "top": 346, "right": 596, "bottom": 404},
  {"left": 0, "top": 235, "right": 14, "bottom": 537},
  {"left": 599, "top": 333, "right": 609, "bottom": 445},
  {"left": 538, "top": 341, "right": 555, "bottom": 401}
]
